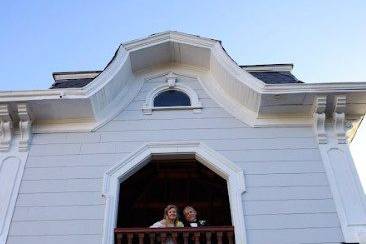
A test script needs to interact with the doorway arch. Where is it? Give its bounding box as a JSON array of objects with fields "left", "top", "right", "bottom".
[
  {"left": 117, "top": 157, "right": 232, "bottom": 227},
  {"left": 102, "top": 142, "right": 247, "bottom": 244}
]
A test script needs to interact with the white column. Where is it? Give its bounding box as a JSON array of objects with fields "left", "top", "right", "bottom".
[
  {"left": 0, "top": 103, "right": 32, "bottom": 244},
  {"left": 315, "top": 95, "right": 366, "bottom": 243}
]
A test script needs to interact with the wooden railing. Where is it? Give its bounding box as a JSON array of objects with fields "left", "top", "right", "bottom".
[{"left": 115, "top": 226, "right": 234, "bottom": 244}]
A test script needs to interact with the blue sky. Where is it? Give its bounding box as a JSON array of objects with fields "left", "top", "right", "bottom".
[{"left": 0, "top": 0, "right": 365, "bottom": 187}]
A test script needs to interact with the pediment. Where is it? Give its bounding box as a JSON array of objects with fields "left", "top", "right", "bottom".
[{"left": 129, "top": 41, "right": 211, "bottom": 72}]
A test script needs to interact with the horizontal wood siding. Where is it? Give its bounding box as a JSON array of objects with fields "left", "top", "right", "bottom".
[
  {"left": 8, "top": 76, "right": 342, "bottom": 244},
  {"left": 6, "top": 235, "right": 102, "bottom": 244}
]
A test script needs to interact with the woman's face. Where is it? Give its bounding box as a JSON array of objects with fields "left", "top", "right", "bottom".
[
  {"left": 166, "top": 207, "right": 177, "bottom": 221},
  {"left": 184, "top": 208, "right": 197, "bottom": 222}
]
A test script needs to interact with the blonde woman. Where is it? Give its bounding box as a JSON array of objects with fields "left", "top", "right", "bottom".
[{"left": 151, "top": 204, "right": 184, "bottom": 228}]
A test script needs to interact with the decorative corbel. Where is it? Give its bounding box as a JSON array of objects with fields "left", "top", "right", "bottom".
[
  {"left": 17, "top": 103, "right": 32, "bottom": 151},
  {"left": 166, "top": 72, "right": 177, "bottom": 88},
  {"left": 0, "top": 104, "right": 12, "bottom": 152},
  {"left": 333, "top": 95, "right": 347, "bottom": 144},
  {"left": 313, "top": 96, "right": 327, "bottom": 144}
]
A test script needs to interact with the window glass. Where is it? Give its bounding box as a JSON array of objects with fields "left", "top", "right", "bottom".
[{"left": 153, "top": 90, "right": 191, "bottom": 107}]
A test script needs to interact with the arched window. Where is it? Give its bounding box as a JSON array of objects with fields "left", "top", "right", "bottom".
[
  {"left": 142, "top": 82, "right": 202, "bottom": 114},
  {"left": 153, "top": 90, "right": 191, "bottom": 107}
]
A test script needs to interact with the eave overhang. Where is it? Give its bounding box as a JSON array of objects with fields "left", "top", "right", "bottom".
[{"left": 0, "top": 31, "right": 365, "bottom": 135}]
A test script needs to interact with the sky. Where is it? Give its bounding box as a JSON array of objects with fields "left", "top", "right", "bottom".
[{"left": 0, "top": 0, "right": 365, "bottom": 188}]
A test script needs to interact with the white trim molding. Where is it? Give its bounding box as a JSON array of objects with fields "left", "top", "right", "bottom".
[
  {"left": 333, "top": 95, "right": 347, "bottom": 144},
  {"left": 315, "top": 95, "right": 366, "bottom": 243},
  {"left": 0, "top": 136, "right": 30, "bottom": 244},
  {"left": 17, "top": 104, "right": 32, "bottom": 152},
  {"left": 102, "top": 141, "right": 247, "bottom": 244},
  {"left": 142, "top": 72, "right": 202, "bottom": 114},
  {"left": 313, "top": 95, "right": 327, "bottom": 144},
  {"left": 0, "top": 104, "right": 32, "bottom": 244},
  {"left": 0, "top": 105, "right": 12, "bottom": 152},
  {"left": 0, "top": 31, "right": 365, "bottom": 133},
  {"left": 0, "top": 103, "right": 33, "bottom": 152}
]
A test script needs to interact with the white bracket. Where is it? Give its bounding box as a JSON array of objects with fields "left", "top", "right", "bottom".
[
  {"left": 313, "top": 96, "right": 327, "bottom": 144},
  {"left": 0, "top": 104, "right": 12, "bottom": 152},
  {"left": 333, "top": 95, "right": 347, "bottom": 144},
  {"left": 17, "top": 104, "right": 32, "bottom": 152}
]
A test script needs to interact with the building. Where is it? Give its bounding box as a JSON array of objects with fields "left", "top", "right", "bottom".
[{"left": 1, "top": 31, "right": 366, "bottom": 244}]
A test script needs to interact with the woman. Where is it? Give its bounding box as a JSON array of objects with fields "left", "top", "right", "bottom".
[{"left": 150, "top": 204, "right": 184, "bottom": 228}]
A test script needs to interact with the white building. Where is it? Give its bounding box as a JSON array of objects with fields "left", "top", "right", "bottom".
[{"left": 1, "top": 31, "right": 366, "bottom": 244}]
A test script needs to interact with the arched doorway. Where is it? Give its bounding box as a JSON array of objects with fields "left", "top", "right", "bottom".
[
  {"left": 102, "top": 142, "right": 247, "bottom": 244},
  {"left": 117, "top": 157, "right": 232, "bottom": 227}
]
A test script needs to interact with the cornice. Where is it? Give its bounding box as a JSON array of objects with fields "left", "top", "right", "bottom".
[
  {"left": 0, "top": 31, "right": 365, "bottom": 133},
  {"left": 262, "top": 82, "right": 366, "bottom": 94},
  {"left": 0, "top": 89, "right": 86, "bottom": 102},
  {"left": 2, "top": 80, "right": 366, "bottom": 102}
]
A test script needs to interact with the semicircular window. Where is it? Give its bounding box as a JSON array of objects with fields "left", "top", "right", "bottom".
[{"left": 153, "top": 90, "right": 191, "bottom": 107}]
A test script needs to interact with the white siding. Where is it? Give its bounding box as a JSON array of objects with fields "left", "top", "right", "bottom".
[{"left": 8, "top": 76, "right": 343, "bottom": 244}]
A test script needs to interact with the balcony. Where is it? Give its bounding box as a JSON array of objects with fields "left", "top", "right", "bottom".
[{"left": 115, "top": 226, "right": 234, "bottom": 244}]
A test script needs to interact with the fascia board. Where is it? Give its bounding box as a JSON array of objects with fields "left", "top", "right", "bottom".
[
  {"left": 261, "top": 82, "right": 366, "bottom": 94},
  {"left": 0, "top": 88, "right": 87, "bottom": 102}
]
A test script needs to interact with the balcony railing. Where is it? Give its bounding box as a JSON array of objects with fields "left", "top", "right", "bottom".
[{"left": 115, "top": 226, "right": 234, "bottom": 244}]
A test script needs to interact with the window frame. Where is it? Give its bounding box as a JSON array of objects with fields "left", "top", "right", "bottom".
[{"left": 142, "top": 83, "right": 202, "bottom": 114}]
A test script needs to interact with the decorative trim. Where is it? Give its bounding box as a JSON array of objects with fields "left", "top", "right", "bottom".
[
  {"left": 0, "top": 142, "right": 30, "bottom": 244},
  {"left": 166, "top": 72, "right": 177, "bottom": 88},
  {"left": 333, "top": 95, "right": 347, "bottom": 144},
  {"left": 242, "top": 63, "right": 293, "bottom": 72},
  {"left": 313, "top": 96, "right": 327, "bottom": 144},
  {"left": 2, "top": 80, "right": 366, "bottom": 102},
  {"left": 333, "top": 112, "right": 346, "bottom": 144},
  {"left": 314, "top": 113, "right": 327, "bottom": 144},
  {"left": 142, "top": 73, "right": 202, "bottom": 114},
  {"left": 0, "top": 32, "right": 365, "bottom": 133},
  {"left": 319, "top": 145, "right": 366, "bottom": 243},
  {"left": 261, "top": 82, "right": 366, "bottom": 94},
  {"left": 0, "top": 105, "right": 12, "bottom": 152},
  {"left": 17, "top": 104, "right": 32, "bottom": 151},
  {"left": 315, "top": 94, "right": 366, "bottom": 243},
  {"left": 122, "top": 31, "right": 217, "bottom": 52},
  {"left": 333, "top": 95, "right": 347, "bottom": 114},
  {"left": 102, "top": 141, "right": 247, "bottom": 244}
]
